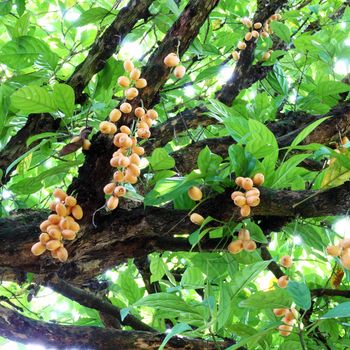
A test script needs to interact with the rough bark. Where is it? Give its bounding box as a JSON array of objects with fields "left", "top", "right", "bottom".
[
  {"left": 2, "top": 182, "right": 350, "bottom": 283},
  {"left": 0, "top": 0, "right": 153, "bottom": 185},
  {"left": 0, "top": 305, "right": 232, "bottom": 350}
]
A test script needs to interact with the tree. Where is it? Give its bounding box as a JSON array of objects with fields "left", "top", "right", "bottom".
[{"left": 0, "top": 0, "right": 350, "bottom": 348}]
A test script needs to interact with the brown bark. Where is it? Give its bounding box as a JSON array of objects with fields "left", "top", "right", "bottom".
[
  {"left": 0, "top": 0, "right": 153, "bottom": 185},
  {"left": 0, "top": 305, "right": 232, "bottom": 350}
]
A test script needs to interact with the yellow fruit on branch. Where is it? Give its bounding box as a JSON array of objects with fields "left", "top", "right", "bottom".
[{"left": 188, "top": 186, "right": 203, "bottom": 201}]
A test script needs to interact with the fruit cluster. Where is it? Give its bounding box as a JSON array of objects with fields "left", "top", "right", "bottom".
[
  {"left": 277, "top": 255, "right": 293, "bottom": 288},
  {"left": 273, "top": 308, "right": 297, "bottom": 337},
  {"left": 231, "top": 173, "right": 264, "bottom": 217},
  {"left": 99, "top": 59, "right": 158, "bottom": 210},
  {"left": 326, "top": 240, "right": 350, "bottom": 269},
  {"left": 163, "top": 52, "right": 186, "bottom": 79},
  {"left": 31, "top": 189, "right": 83, "bottom": 262},
  {"left": 232, "top": 13, "right": 282, "bottom": 62},
  {"left": 228, "top": 228, "right": 257, "bottom": 254}
]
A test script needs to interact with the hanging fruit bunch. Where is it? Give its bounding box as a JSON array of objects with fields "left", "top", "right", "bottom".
[
  {"left": 31, "top": 189, "right": 83, "bottom": 262},
  {"left": 231, "top": 173, "right": 264, "bottom": 217},
  {"left": 232, "top": 13, "right": 282, "bottom": 62},
  {"left": 164, "top": 52, "right": 186, "bottom": 79},
  {"left": 228, "top": 228, "right": 257, "bottom": 254},
  {"left": 326, "top": 239, "right": 350, "bottom": 269},
  {"left": 273, "top": 308, "right": 298, "bottom": 337}
]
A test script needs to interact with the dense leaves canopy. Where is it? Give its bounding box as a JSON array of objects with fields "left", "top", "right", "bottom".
[{"left": 1, "top": 0, "right": 350, "bottom": 349}]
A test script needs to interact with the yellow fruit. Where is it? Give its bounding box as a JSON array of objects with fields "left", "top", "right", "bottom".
[
  {"left": 47, "top": 224, "right": 59, "bottom": 232},
  {"left": 245, "top": 188, "right": 260, "bottom": 197},
  {"left": 188, "top": 186, "right": 203, "bottom": 201},
  {"left": 62, "top": 229, "right": 76, "bottom": 240},
  {"left": 235, "top": 177, "right": 244, "bottom": 187},
  {"left": 164, "top": 53, "right": 180, "bottom": 67},
  {"left": 251, "top": 30, "right": 259, "bottom": 38},
  {"left": 125, "top": 87, "right": 139, "bottom": 100},
  {"left": 129, "top": 153, "right": 141, "bottom": 165},
  {"left": 65, "top": 196, "right": 77, "bottom": 207},
  {"left": 242, "top": 178, "right": 254, "bottom": 190},
  {"left": 107, "top": 196, "right": 119, "bottom": 210},
  {"left": 146, "top": 109, "right": 158, "bottom": 120},
  {"left": 31, "top": 242, "right": 46, "bottom": 256},
  {"left": 120, "top": 125, "right": 131, "bottom": 135},
  {"left": 340, "top": 239, "right": 350, "bottom": 249},
  {"left": 49, "top": 202, "right": 57, "bottom": 212},
  {"left": 135, "top": 78, "right": 147, "bottom": 89},
  {"left": 254, "top": 22, "right": 262, "bottom": 29},
  {"left": 137, "top": 128, "right": 151, "bottom": 139},
  {"left": 241, "top": 17, "right": 252, "bottom": 28},
  {"left": 113, "top": 171, "right": 124, "bottom": 182},
  {"left": 135, "top": 107, "right": 146, "bottom": 118},
  {"left": 245, "top": 32, "right": 252, "bottom": 41},
  {"left": 280, "top": 255, "right": 293, "bottom": 268},
  {"left": 283, "top": 309, "right": 295, "bottom": 323},
  {"left": 277, "top": 275, "right": 288, "bottom": 288},
  {"left": 190, "top": 213, "right": 205, "bottom": 225},
  {"left": 51, "top": 249, "right": 59, "bottom": 259},
  {"left": 278, "top": 324, "right": 292, "bottom": 337},
  {"left": 326, "top": 245, "right": 342, "bottom": 257},
  {"left": 109, "top": 122, "right": 117, "bottom": 135},
  {"left": 55, "top": 203, "right": 67, "bottom": 217},
  {"left": 110, "top": 157, "right": 119, "bottom": 167},
  {"left": 262, "top": 52, "right": 271, "bottom": 61},
  {"left": 56, "top": 246, "right": 68, "bottom": 262},
  {"left": 232, "top": 51, "right": 240, "bottom": 60},
  {"left": 48, "top": 214, "right": 61, "bottom": 224},
  {"left": 130, "top": 68, "right": 141, "bottom": 80},
  {"left": 46, "top": 240, "right": 62, "bottom": 251},
  {"left": 39, "top": 232, "right": 50, "bottom": 245},
  {"left": 240, "top": 205, "right": 251, "bottom": 217},
  {"left": 273, "top": 308, "right": 286, "bottom": 317},
  {"left": 128, "top": 163, "right": 140, "bottom": 177},
  {"left": 69, "top": 221, "right": 80, "bottom": 233},
  {"left": 40, "top": 220, "right": 51, "bottom": 232},
  {"left": 72, "top": 205, "right": 83, "bottom": 220},
  {"left": 109, "top": 109, "right": 122, "bottom": 122},
  {"left": 238, "top": 228, "right": 250, "bottom": 241},
  {"left": 104, "top": 183, "right": 116, "bottom": 195},
  {"left": 124, "top": 172, "right": 138, "bottom": 184},
  {"left": 118, "top": 76, "right": 130, "bottom": 87},
  {"left": 120, "top": 102, "right": 132, "bottom": 114},
  {"left": 118, "top": 156, "right": 131, "bottom": 168},
  {"left": 53, "top": 188, "right": 67, "bottom": 201},
  {"left": 253, "top": 173, "right": 264, "bottom": 186},
  {"left": 174, "top": 65, "right": 186, "bottom": 78},
  {"left": 48, "top": 228, "right": 62, "bottom": 240},
  {"left": 234, "top": 195, "right": 246, "bottom": 207},
  {"left": 243, "top": 240, "right": 257, "bottom": 252},
  {"left": 99, "top": 121, "right": 112, "bottom": 134},
  {"left": 231, "top": 191, "right": 244, "bottom": 200},
  {"left": 114, "top": 186, "right": 127, "bottom": 197},
  {"left": 138, "top": 121, "right": 150, "bottom": 130},
  {"left": 237, "top": 41, "right": 247, "bottom": 50},
  {"left": 59, "top": 218, "right": 70, "bottom": 230},
  {"left": 132, "top": 146, "right": 145, "bottom": 156},
  {"left": 228, "top": 240, "right": 243, "bottom": 254},
  {"left": 261, "top": 31, "right": 269, "bottom": 38},
  {"left": 82, "top": 139, "right": 91, "bottom": 150},
  {"left": 246, "top": 196, "right": 260, "bottom": 207},
  {"left": 123, "top": 59, "right": 134, "bottom": 72}
]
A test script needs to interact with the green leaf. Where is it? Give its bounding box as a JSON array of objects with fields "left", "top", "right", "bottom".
[
  {"left": 315, "top": 81, "right": 350, "bottom": 96},
  {"left": 53, "top": 84, "right": 75, "bottom": 118},
  {"left": 164, "top": 0, "right": 181, "bottom": 16},
  {"left": 239, "top": 288, "right": 293, "bottom": 309},
  {"left": 244, "top": 221, "right": 267, "bottom": 243},
  {"left": 197, "top": 146, "right": 222, "bottom": 177},
  {"left": 149, "top": 148, "right": 175, "bottom": 171},
  {"left": 287, "top": 281, "right": 311, "bottom": 310},
  {"left": 181, "top": 267, "right": 205, "bottom": 289},
  {"left": 159, "top": 323, "right": 191, "bottom": 350},
  {"left": 75, "top": 7, "right": 112, "bottom": 27},
  {"left": 11, "top": 86, "right": 57, "bottom": 114},
  {"left": 150, "top": 254, "right": 166, "bottom": 283},
  {"left": 270, "top": 21, "right": 290, "bottom": 42},
  {"left": 321, "top": 302, "right": 350, "bottom": 319},
  {"left": 26, "top": 132, "right": 59, "bottom": 147},
  {"left": 0, "top": 0, "right": 12, "bottom": 15}
]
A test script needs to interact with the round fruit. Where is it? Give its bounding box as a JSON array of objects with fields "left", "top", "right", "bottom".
[
  {"left": 70, "top": 221, "right": 80, "bottom": 233},
  {"left": 72, "top": 205, "right": 83, "bottom": 220},
  {"left": 137, "top": 128, "right": 151, "bottom": 139},
  {"left": 118, "top": 156, "right": 131, "bottom": 168},
  {"left": 237, "top": 41, "right": 247, "bottom": 50},
  {"left": 246, "top": 196, "right": 260, "bottom": 207},
  {"left": 277, "top": 275, "right": 288, "bottom": 288},
  {"left": 232, "top": 51, "right": 240, "bottom": 60},
  {"left": 107, "top": 196, "right": 119, "bottom": 210},
  {"left": 261, "top": 31, "right": 269, "bottom": 38},
  {"left": 273, "top": 308, "right": 286, "bottom": 317},
  {"left": 245, "top": 32, "right": 252, "bottom": 41},
  {"left": 283, "top": 309, "right": 295, "bottom": 322},
  {"left": 48, "top": 214, "right": 61, "bottom": 224},
  {"left": 46, "top": 240, "right": 62, "bottom": 251},
  {"left": 238, "top": 228, "right": 250, "bottom": 241},
  {"left": 280, "top": 255, "right": 293, "bottom": 268},
  {"left": 147, "top": 109, "right": 158, "bottom": 120},
  {"left": 120, "top": 102, "right": 132, "bottom": 114},
  {"left": 241, "top": 17, "right": 252, "bottom": 28},
  {"left": 234, "top": 195, "right": 246, "bottom": 207},
  {"left": 114, "top": 186, "right": 127, "bottom": 197},
  {"left": 240, "top": 205, "right": 251, "bottom": 217},
  {"left": 124, "top": 173, "right": 137, "bottom": 184},
  {"left": 190, "top": 213, "right": 205, "bottom": 225},
  {"left": 164, "top": 53, "right": 180, "bottom": 67},
  {"left": 135, "top": 78, "right": 147, "bottom": 89},
  {"left": 235, "top": 177, "right": 244, "bottom": 187},
  {"left": 340, "top": 239, "right": 350, "bottom": 249},
  {"left": 242, "top": 178, "right": 254, "bottom": 190},
  {"left": 130, "top": 68, "right": 141, "bottom": 80},
  {"left": 253, "top": 173, "right": 264, "bottom": 186},
  {"left": 135, "top": 107, "right": 146, "bottom": 118},
  {"left": 118, "top": 76, "right": 130, "bottom": 87},
  {"left": 123, "top": 59, "right": 134, "bottom": 72},
  {"left": 109, "top": 109, "right": 122, "bottom": 122},
  {"left": 82, "top": 139, "right": 91, "bottom": 150},
  {"left": 188, "top": 186, "right": 203, "bottom": 201},
  {"left": 104, "top": 183, "right": 116, "bottom": 195},
  {"left": 125, "top": 87, "right": 139, "bottom": 100},
  {"left": 53, "top": 188, "right": 67, "bottom": 201},
  {"left": 59, "top": 218, "right": 70, "bottom": 230},
  {"left": 262, "top": 52, "right": 271, "bottom": 61},
  {"left": 129, "top": 153, "right": 141, "bottom": 165},
  {"left": 228, "top": 240, "right": 243, "bottom": 254},
  {"left": 245, "top": 188, "right": 260, "bottom": 197},
  {"left": 48, "top": 228, "right": 62, "bottom": 240},
  {"left": 62, "top": 229, "right": 76, "bottom": 240},
  {"left": 65, "top": 196, "right": 77, "bottom": 207},
  {"left": 39, "top": 232, "right": 50, "bottom": 244},
  {"left": 174, "top": 65, "right": 186, "bottom": 78},
  {"left": 31, "top": 242, "right": 46, "bottom": 256},
  {"left": 254, "top": 22, "right": 262, "bottom": 29},
  {"left": 113, "top": 171, "right": 124, "bottom": 182},
  {"left": 326, "top": 245, "right": 341, "bottom": 257},
  {"left": 132, "top": 146, "right": 145, "bottom": 156},
  {"left": 110, "top": 157, "right": 119, "bottom": 167},
  {"left": 278, "top": 324, "right": 292, "bottom": 337},
  {"left": 231, "top": 191, "right": 244, "bottom": 200},
  {"left": 40, "top": 220, "right": 51, "bottom": 232},
  {"left": 251, "top": 30, "right": 259, "bottom": 38},
  {"left": 99, "top": 121, "right": 112, "bottom": 134},
  {"left": 56, "top": 203, "right": 67, "bottom": 217},
  {"left": 49, "top": 202, "right": 57, "bottom": 212},
  {"left": 56, "top": 246, "right": 68, "bottom": 262},
  {"left": 243, "top": 240, "right": 257, "bottom": 252}
]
